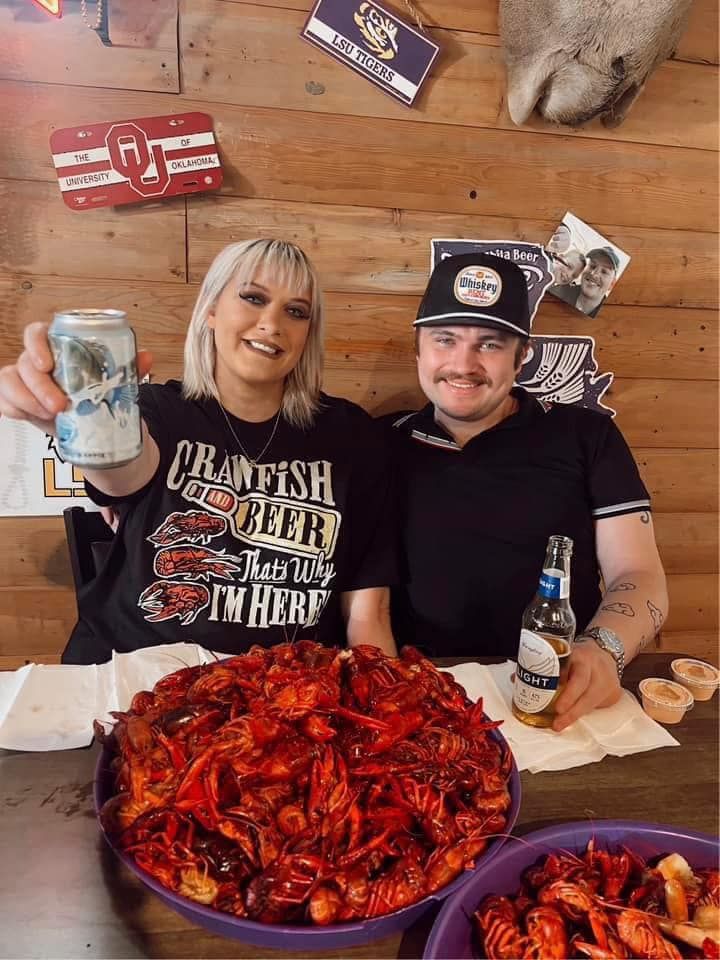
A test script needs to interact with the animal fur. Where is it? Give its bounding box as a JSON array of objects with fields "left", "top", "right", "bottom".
[{"left": 499, "top": 0, "right": 693, "bottom": 127}]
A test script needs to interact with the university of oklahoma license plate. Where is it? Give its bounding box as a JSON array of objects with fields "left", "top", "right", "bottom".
[{"left": 50, "top": 112, "right": 223, "bottom": 210}]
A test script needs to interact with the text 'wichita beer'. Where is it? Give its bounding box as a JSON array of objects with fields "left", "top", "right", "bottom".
[
  {"left": 49, "top": 309, "right": 142, "bottom": 468},
  {"left": 512, "top": 535, "right": 577, "bottom": 728}
]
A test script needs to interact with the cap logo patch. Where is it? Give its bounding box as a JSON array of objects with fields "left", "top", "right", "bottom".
[{"left": 454, "top": 266, "right": 502, "bottom": 307}]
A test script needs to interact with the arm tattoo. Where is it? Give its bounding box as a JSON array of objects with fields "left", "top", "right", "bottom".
[
  {"left": 602, "top": 602, "right": 635, "bottom": 617},
  {"left": 640, "top": 512, "right": 650, "bottom": 524},
  {"left": 647, "top": 600, "right": 664, "bottom": 633},
  {"left": 612, "top": 582, "right": 636, "bottom": 592}
]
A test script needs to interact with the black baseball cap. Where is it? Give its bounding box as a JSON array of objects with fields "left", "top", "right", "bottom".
[
  {"left": 414, "top": 253, "right": 531, "bottom": 337},
  {"left": 586, "top": 246, "right": 620, "bottom": 271}
]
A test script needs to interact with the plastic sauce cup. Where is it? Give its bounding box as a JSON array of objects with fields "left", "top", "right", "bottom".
[
  {"left": 638, "top": 677, "right": 694, "bottom": 725},
  {"left": 670, "top": 658, "right": 720, "bottom": 702}
]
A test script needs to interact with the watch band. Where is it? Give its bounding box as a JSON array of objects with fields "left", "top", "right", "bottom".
[{"left": 577, "top": 626, "right": 625, "bottom": 680}]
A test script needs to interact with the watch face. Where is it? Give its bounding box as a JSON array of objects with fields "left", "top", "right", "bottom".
[
  {"left": 588, "top": 628, "right": 624, "bottom": 678},
  {"left": 598, "top": 627, "right": 621, "bottom": 652}
]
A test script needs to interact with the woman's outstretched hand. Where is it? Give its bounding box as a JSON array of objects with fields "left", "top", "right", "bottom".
[{"left": 0, "top": 321, "right": 152, "bottom": 435}]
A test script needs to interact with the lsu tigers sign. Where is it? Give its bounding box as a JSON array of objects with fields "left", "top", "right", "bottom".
[
  {"left": 302, "top": 0, "right": 440, "bottom": 107},
  {"left": 50, "top": 112, "right": 223, "bottom": 210}
]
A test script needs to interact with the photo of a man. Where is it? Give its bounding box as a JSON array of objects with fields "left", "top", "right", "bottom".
[
  {"left": 554, "top": 247, "right": 619, "bottom": 317},
  {"left": 545, "top": 213, "right": 630, "bottom": 318}
]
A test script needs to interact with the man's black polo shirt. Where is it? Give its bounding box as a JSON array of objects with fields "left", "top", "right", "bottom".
[{"left": 384, "top": 388, "right": 650, "bottom": 658}]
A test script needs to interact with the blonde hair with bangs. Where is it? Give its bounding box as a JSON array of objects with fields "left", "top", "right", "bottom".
[{"left": 183, "top": 239, "right": 324, "bottom": 429}]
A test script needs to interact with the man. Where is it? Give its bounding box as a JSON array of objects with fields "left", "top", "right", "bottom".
[
  {"left": 555, "top": 246, "right": 619, "bottom": 317},
  {"left": 386, "top": 253, "right": 667, "bottom": 731}
]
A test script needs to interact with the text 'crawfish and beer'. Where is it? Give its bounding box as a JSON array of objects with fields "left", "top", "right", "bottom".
[{"left": 164, "top": 440, "right": 341, "bottom": 628}]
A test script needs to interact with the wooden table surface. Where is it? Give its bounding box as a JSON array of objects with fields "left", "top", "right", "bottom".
[{"left": 0, "top": 653, "right": 717, "bottom": 959}]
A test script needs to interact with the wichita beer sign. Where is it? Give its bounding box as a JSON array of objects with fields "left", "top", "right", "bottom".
[{"left": 50, "top": 112, "right": 223, "bottom": 210}]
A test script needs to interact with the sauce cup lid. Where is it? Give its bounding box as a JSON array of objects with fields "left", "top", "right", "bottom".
[
  {"left": 639, "top": 677, "right": 694, "bottom": 710},
  {"left": 670, "top": 658, "right": 719, "bottom": 688}
]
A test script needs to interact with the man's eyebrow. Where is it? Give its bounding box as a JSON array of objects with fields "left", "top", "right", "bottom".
[
  {"left": 475, "top": 331, "right": 510, "bottom": 342},
  {"left": 429, "top": 329, "right": 509, "bottom": 343}
]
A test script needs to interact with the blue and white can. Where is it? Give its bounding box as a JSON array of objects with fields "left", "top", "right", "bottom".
[{"left": 49, "top": 309, "right": 142, "bottom": 469}]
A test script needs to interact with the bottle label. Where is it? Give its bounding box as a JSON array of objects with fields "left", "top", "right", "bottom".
[
  {"left": 538, "top": 567, "right": 570, "bottom": 600},
  {"left": 513, "top": 629, "right": 562, "bottom": 714}
]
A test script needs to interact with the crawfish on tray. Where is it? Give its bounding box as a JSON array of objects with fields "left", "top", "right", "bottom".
[
  {"left": 474, "top": 841, "right": 720, "bottom": 959},
  {"left": 97, "top": 641, "right": 514, "bottom": 924}
]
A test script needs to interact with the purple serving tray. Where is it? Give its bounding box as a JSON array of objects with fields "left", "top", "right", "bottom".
[
  {"left": 423, "top": 820, "right": 720, "bottom": 960},
  {"left": 94, "top": 724, "right": 521, "bottom": 949}
]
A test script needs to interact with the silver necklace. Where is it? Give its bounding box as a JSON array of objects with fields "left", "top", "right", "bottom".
[
  {"left": 80, "top": 0, "right": 104, "bottom": 29},
  {"left": 217, "top": 399, "right": 281, "bottom": 466}
]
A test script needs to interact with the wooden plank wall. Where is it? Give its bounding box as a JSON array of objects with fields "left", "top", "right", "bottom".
[{"left": 0, "top": 0, "right": 717, "bottom": 668}]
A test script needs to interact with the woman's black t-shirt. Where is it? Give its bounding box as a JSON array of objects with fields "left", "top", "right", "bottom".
[{"left": 62, "top": 382, "right": 397, "bottom": 664}]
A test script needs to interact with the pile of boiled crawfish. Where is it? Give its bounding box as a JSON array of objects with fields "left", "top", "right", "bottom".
[
  {"left": 475, "top": 842, "right": 720, "bottom": 959},
  {"left": 96, "top": 641, "right": 513, "bottom": 924}
]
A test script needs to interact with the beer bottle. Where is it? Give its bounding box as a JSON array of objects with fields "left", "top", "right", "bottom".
[{"left": 512, "top": 535, "right": 576, "bottom": 728}]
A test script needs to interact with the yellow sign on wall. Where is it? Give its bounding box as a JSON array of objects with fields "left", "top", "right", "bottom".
[{"left": 30, "top": 0, "right": 63, "bottom": 17}]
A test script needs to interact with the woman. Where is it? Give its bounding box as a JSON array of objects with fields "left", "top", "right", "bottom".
[{"left": 0, "top": 239, "right": 398, "bottom": 663}]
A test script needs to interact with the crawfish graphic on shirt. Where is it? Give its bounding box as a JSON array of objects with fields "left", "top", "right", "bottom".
[{"left": 139, "top": 440, "right": 341, "bottom": 629}]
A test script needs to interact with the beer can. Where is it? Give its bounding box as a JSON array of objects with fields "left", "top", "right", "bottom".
[{"left": 49, "top": 309, "right": 142, "bottom": 469}]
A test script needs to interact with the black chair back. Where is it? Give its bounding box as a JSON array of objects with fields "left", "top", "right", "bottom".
[{"left": 63, "top": 506, "right": 114, "bottom": 592}]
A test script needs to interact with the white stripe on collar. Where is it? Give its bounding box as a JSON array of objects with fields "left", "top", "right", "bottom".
[
  {"left": 409, "top": 428, "right": 461, "bottom": 451},
  {"left": 391, "top": 412, "right": 415, "bottom": 429}
]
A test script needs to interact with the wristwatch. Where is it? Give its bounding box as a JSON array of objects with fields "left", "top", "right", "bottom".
[{"left": 577, "top": 626, "right": 625, "bottom": 681}]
